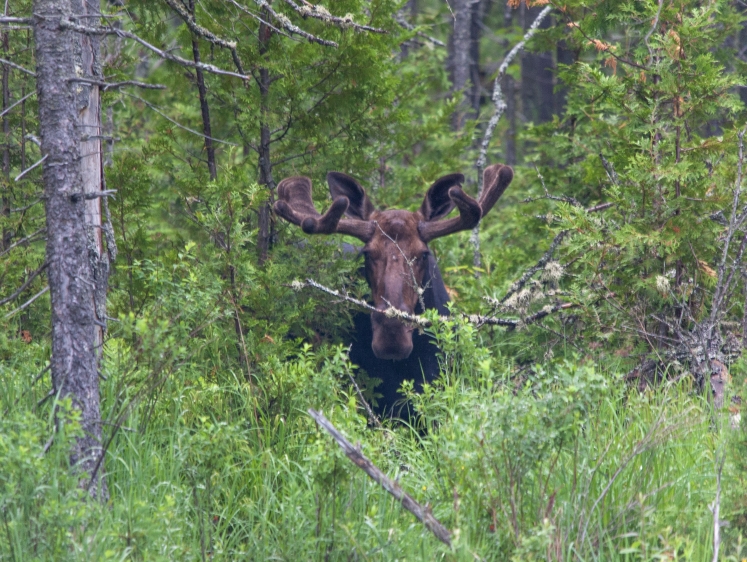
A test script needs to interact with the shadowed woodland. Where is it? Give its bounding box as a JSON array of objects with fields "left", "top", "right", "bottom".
[{"left": 2, "top": 0, "right": 747, "bottom": 559}]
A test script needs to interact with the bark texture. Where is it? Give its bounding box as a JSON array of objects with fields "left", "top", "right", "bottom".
[{"left": 34, "top": 0, "right": 107, "bottom": 499}]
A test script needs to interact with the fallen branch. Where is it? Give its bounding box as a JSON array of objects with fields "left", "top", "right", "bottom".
[{"left": 308, "top": 408, "right": 452, "bottom": 547}]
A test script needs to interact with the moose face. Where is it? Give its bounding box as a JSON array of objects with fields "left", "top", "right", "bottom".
[{"left": 274, "top": 164, "right": 514, "bottom": 361}]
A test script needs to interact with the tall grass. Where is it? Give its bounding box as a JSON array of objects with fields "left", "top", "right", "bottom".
[{"left": 0, "top": 320, "right": 744, "bottom": 560}]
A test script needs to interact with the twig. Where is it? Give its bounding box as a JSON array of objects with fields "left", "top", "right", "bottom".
[
  {"left": 394, "top": 11, "right": 445, "bottom": 46},
  {"left": 0, "top": 261, "right": 49, "bottom": 307},
  {"left": 0, "top": 227, "right": 45, "bottom": 259},
  {"left": 14, "top": 154, "right": 48, "bottom": 182},
  {"left": 471, "top": 5, "right": 552, "bottom": 266},
  {"left": 499, "top": 230, "right": 569, "bottom": 305},
  {"left": 308, "top": 409, "right": 452, "bottom": 547},
  {"left": 163, "top": 0, "right": 247, "bottom": 74},
  {"left": 599, "top": 154, "right": 619, "bottom": 186},
  {"left": 68, "top": 78, "right": 166, "bottom": 91},
  {"left": 83, "top": 189, "right": 117, "bottom": 200},
  {"left": 123, "top": 92, "right": 239, "bottom": 146},
  {"left": 58, "top": 19, "right": 251, "bottom": 80},
  {"left": 4, "top": 285, "right": 49, "bottom": 319},
  {"left": 284, "top": 0, "right": 387, "bottom": 34},
  {"left": 0, "top": 56, "right": 35, "bottom": 76},
  {"left": 644, "top": 0, "right": 665, "bottom": 61},
  {"left": 0, "top": 90, "right": 34, "bottom": 119}
]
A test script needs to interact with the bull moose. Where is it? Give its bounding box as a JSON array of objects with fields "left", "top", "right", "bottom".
[{"left": 274, "top": 163, "right": 514, "bottom": 416}]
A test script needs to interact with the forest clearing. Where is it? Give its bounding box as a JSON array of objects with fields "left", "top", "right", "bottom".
[{"left": 2, "top": 0, "right": 747, "bottom": 559}]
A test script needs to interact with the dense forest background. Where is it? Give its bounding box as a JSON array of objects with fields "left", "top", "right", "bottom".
[{"left": 2, "top": 0, "right": 747, "bottom": 559}]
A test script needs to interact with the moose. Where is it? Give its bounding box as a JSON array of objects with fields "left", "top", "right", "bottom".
[{"left": 274, "top": 164, "right": 514, "bottom": 416}]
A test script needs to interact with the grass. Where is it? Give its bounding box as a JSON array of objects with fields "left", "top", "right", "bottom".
[{"left": 0, "top": 331, "right": 745, "bottom": 561}]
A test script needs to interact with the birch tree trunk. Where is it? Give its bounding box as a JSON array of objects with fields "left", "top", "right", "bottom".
[{"left": 34, "top": 0, "right": 108, "bottom": 499}]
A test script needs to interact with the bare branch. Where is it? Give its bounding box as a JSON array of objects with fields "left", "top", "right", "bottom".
[
  {"left": 123, "top": 92, "right": 239, "bottom": 146},
  {"left": 4, "top": 285, "right": 49, "bottom": 319},
  {"left": 499, "top": 230, "right": 570, "bottom": 305},
  {"left": 0, "top": 91, "right": 35, "bottom": 120},
  {"left": 58, "top": 19, "right": 251, "bottom": 80},
  {"left": 14, "top": 154, "right": 48, "bottom": 182},
  {"left": 471, "top": 5, "right": 552, "bottom": 265},
  {"left": 0, "top": 261, "right": 48, "bottom": 307},
  {"left": 0, "top": 17, "right": 32, "bottom": 24},
  {"left": 249, "top": 0, "right": 338, "bottom": 46},
  {"left": 308, "top": 409, "right": 452, "bottom": 546},
  {"left": 0, "top": 227, "right": 45, "bottom": 259},
  {"left": 0, "top": 56, "right": 36, "bottom": 76},
  {"left": 68, "top": 77, "right": 166, "bottom": 91},
  {"left": 394, "top": 10, "right": 445, "bottom": 47},
  {"left": 283, "top": 0, "right": 387, "bottom": 34},
  {"left": 162, "top": 0, "right": 247, "bottom": 74}
]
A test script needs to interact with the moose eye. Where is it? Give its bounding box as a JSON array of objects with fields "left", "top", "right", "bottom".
[{"left": 421, "top": 251, "right": 430, "bottom": 261}]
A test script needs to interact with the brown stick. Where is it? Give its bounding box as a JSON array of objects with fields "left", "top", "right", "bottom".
[{"left": 307, "top": 409, "right": 452, "bottom": 547}]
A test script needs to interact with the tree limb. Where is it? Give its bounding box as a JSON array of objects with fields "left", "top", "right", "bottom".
[
  {"left": 284, "top": 0, "right": 387, "bottom": 34},
  {"left": 0, "top": 261, "right": 48, "bottom": 307},
  {"left": 308, "top": 409, "right": 452, "bottom": 547}
]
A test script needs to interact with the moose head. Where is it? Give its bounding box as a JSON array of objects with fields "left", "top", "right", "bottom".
[{"left": 274, "top": 164, "right": 514, "bottom": 361}]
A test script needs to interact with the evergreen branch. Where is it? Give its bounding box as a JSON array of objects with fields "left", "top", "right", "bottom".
[
  {"left": 58, "top": 19, "right": 251, "bottom": 80},
  {"left": 308, "top": 409, "right": 452, "bottom": 547},
  {"left": 284, "top": 0, "right": 387, "bottom": 34}
]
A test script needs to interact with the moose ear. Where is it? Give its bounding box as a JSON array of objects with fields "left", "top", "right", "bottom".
[
  {"left": 420, "top": 173, "right": 465, "bottom": 221},
  {"left": 327, "top": 172, "right": 374, "bottom": 221}
]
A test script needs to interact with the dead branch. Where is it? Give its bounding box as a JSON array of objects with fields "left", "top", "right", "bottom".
[
  {"left": 471, "top": 5, "right": 552, "bottom": 266},
  {"left": 0, "top": 56, "right": 35, "bottom": 76},
  {"left": 58, "top": 19, "right": 251, "bottom": 80},
  {"left": 308, "top": 409, "right": 452, "bottom": 547},
  {"left": 284, "top": 0, "right": 387, "bottom": 34},
  {"left": 4, "top": 285, "right": 49, "bottom": 319},
  {"left": 394, "top": 11, "right": 445, "bottom": 47},
  {"left": 0, "top": 17, "right": 32, "bottom": 24},
  {"left": 68, "top": 77, "right": 166, "bottom": 91},
  {"left": 0, "top": 90, "right": 34, "bottom": 119},
  {"left": 0, "top": 227, "right": 45, "bottom": 259},
  {"left": 0, "top": 261, "right": 49, "bottom": 307},
  {"left": 162, "top": 0, "right": 247, "bottom": 74},
  {"left": 14, "top": 154, "right": 47, "bottom": 181},
  {"left": 124, "top": 92, "right": 239, "bottom": 146},
  {"left": 499, "top": 230, "right": 569, "bottom": 305},
  {"left": 251, "top": 0, "right": 338, "bottom": 46}
]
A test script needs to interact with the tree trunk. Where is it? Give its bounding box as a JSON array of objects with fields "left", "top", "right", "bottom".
[
  {"left": 34, "top": 0, "right": 108, "bottom": 499},
  {"left": 449, "top": 0, "right": 475, "bottom": 130},
  {"left": 2, "top": 31, "right": 10, "bottom": 251},
  {"left": 520, "top": 5, "right": 554, "bottom": 124}
]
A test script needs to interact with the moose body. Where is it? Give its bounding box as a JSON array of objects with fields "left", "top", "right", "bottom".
[{"left": 275, "top": 164, "right": 513, "bottom": 416}]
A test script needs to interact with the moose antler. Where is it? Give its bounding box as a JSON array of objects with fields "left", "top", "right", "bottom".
[
  {"left": 274, "top": 176, "right": 375, "bottom": 241},
  {"left": 418, "top": 164, "right": 513, "bottom": 242}
]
